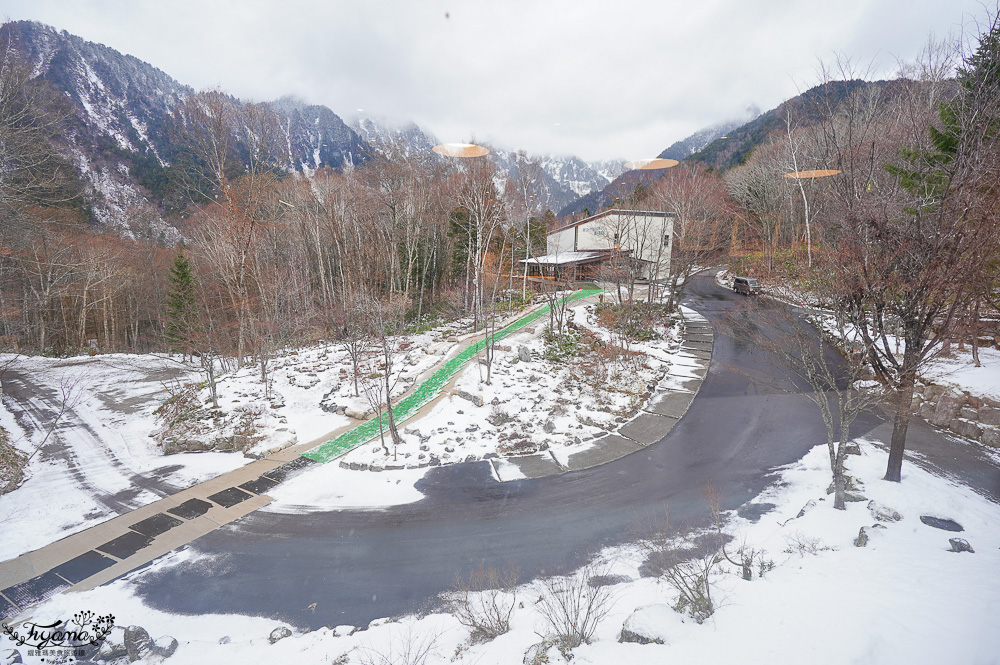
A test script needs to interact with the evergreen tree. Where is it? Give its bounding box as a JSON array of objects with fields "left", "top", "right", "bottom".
[{"left": 165, "top": 248, "right": 197, "bottom": 359}]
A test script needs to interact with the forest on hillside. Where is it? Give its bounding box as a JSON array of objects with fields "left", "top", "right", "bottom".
[{"left": 0, "top": 20, "right": 997, "bottom": 398}]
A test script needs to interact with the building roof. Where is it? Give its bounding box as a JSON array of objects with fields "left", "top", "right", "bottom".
[
  {"left": 520, "top": 249, "right": 640, "bottom": 266},
  {"left": 550, "top": 208, "right": 673, "bottom": 234},
  {"left": 520, "top": 251, "right": 606, "bottom": 266}
]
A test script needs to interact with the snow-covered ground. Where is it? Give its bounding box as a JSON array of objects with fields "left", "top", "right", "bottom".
[
  {"left": 153, "top": 325, "right": 460, "bottom": 458},
  {"left": 922, "top": 346, "right": 1000, "bottom": 403},
  {"left": 16, "top": 437, "right": 999, "bottom": 664},
  {"left": 4, "top": 289, "right": 998, "bottom": 664},
  {"left": 0, "top": 354, "right": 254, "bottom": 562},
  {"left": 0, "top": 300, "right": 686, "bottom": 553},
  {"left": 0, "top": 319, "right": 476, "bottom": 555},
  {"left": 340, "top": 302, "right": 684, "bottom": 470}
]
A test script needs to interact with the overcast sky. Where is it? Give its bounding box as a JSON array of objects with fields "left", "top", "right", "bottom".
[{"left": 2, "top": 0, "right": 992, "bottom": 162}]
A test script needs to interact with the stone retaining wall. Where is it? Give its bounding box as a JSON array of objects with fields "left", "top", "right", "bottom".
[{"left": 911, "top": 381, "right": 1000, "bottom": 448}]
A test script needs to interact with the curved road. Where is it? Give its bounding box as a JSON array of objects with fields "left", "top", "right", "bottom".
[
  {"left": 136, "top": 271, "right": 1000, "bottom": 634},
  {"left": 134, "top": 272, "right": 868, "bottom": 630}
]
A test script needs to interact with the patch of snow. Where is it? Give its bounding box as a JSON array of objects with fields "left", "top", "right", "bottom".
[
  {"left": 922, "top": 347, "right": 1000, "bottom": 402},
  {"left": 15, "top": 438, "right": 999, "bottom": 664},
  {"left": 0, "top": 354, "right": 253, "bottom": 560},
  {"left": 262, "top": 464, "right": 427, "bottom": 513}
]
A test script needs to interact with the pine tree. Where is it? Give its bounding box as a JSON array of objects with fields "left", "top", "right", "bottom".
[{"left": 165, "top": 249, "right": 197, "bottom": 359}]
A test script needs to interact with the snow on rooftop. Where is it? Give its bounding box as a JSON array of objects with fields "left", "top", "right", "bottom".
[{"left": 521, "top": 251, "right": 606, "bottom": 265}]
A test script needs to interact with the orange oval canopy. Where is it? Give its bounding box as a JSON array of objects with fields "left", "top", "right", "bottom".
[
  {"left": 783, "top": 169, "right": 842, "bottom": 179},
  {"left": 625, "top": 157, "right": 679, "bottom": 170},
  {"left": 432, "top": 143, "right": 490, "bottom": 158}
]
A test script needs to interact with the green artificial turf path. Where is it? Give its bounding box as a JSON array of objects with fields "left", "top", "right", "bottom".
[{"left": 302, "top": 288, "right": 602, "bottom": 463}]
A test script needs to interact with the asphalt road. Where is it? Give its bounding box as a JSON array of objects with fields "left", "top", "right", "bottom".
[{"left": 133, "top": 272, "right": 872, "bottom": 630}]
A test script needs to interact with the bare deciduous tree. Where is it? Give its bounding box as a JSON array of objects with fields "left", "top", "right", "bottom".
[
  {"left": 723, "top": 293, "right": 884, "bottom": 509},
  {"left": 357, "top": 294, "right": 410, "bottom": 457}
]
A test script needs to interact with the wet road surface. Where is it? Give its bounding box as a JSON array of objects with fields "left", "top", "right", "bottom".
[{"left": 133, "top": 273, "right": 862, "bottom": 630}]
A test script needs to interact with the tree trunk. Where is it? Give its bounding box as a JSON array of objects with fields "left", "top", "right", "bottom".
[
  {"left": 384, "top": 348, "right": 402, "bottom": 448},
  {"left": 884, "top": 372, "right": 915, "bottom": 482}
]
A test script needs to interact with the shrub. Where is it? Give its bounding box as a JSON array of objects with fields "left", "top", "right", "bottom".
[
  {"left": 543, "top": 329, "right": 582, "bottom": 362},
  {"left": 0, "top": 425, "right": 27, "bottom": 494},
  {"left": 447, "top": 565, "right": 519, "bottom": 643},
  {"left": 537, "top": 565, "right": 616, "bottom": 653},
  {"left": 593, "top": 302, "right": 672, "bottom": 341}
]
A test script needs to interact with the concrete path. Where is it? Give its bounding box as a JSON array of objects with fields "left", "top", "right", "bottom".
[{"left": 0, "top": 448, "right": 318, "bottom": 620}]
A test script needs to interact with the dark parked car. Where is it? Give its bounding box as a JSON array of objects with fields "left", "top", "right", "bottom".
[{"left": 733, "top": 276, "right": 762, "bottom": 295}]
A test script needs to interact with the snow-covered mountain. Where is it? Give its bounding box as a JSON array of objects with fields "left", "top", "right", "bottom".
[
  {"left": 349, "top": 116, "right": 438, "bottom": 157},
  {"left": 657, "top": 106, "right": 761, "bottom": 161},
  {"left": 538, "top": 155, "right": 626, "bottom": 199},
  {"left": 2, "top": 20, "right": 193, "bottom": 236},
  {"left": 269, "top": 96, "right": 367, "bottom": 173},
  {"left": 2, "top": 19, "right": 623, "bottom": 230},
  {"left": 349, "top": 115, "right": 625, "bottom": 215},
  {"left": 560, "top": 107, "right": 764, "bottom": 217},
  {"left": 1, "top": 20, "right": 367, "bottom": 236}
]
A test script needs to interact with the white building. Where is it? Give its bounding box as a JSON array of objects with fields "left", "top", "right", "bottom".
[{"left": 524, "top": 209, "right": 675, "bottom": 281}]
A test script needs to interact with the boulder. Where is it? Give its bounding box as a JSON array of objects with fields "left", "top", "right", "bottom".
[
  {"left": 619, "top": 604, "right": 676, "bottom": 644},
  {"left": 959, "top": 406, "right": 979, "bottom": 421},
  {"left": 95, "top": 626, "right": 127, "bottom": 662},
  {"left": 827, "top": 475, "right": 862, "bottom": 495},
  {"left": 920, "top": 515, "right": 964, "bottom": 532},
  {"left": 931, "top": 392, "right": 966, "bottom": 426},
  {"left": 345, "top": 406, "right": 368, "bottom": 419},
  {"left": 166, "top": 438, "right": 214, "bottom": 453},
  {"left": 518, "top": 345, "right": 531, "bottom": 362},
  {"left": 923, "top": 384, "right": 945, "bottom": 402},
  {"left": 543, "top": 420, "right": 556, "bottom": 434},
  {"left": 152, "top": 636, "right": 179, "bottom": 658},
  {"left": 842, "top": 442, "right": 862, "bottom": 456},
  {"left": 979, "top": 405, "right": 1000, "bottom": 428},
  {"left": 125, "top": 625, "right": 153, "bottom": 662},
  {"left": 982, "top": 429, "right": 1000, "bottom": 448},
  {"left": 867, "top": 500, "right": 903, "bottom": 523},
  {"left": 918, "top": 402, "right": 936, "bottom": 421},
  {"left": 854, "top": 524, "right": 887, "bottom": 547},
  {"left": 950, "top": 419, "right": 983, "bottom": 441},
  {"left": 948, "top": 538, "right": 975, "bottom": 553},
  {"left": 455, "top": 390, "right": 484, "bottom": 408},
  {"left": 268, "top": 627, "right": 292, "bottom": 644},
  {"left": 332, "top": 625, "right": 355, "bottom": 637}
]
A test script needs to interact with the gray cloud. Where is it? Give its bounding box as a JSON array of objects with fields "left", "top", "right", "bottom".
[{"left": 4, "top": 0, "right": 988, "bottom": 160}]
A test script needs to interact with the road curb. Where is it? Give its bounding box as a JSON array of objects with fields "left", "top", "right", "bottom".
[{"left": 494, "top": 306, "right": 713, "bottom": 480}]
